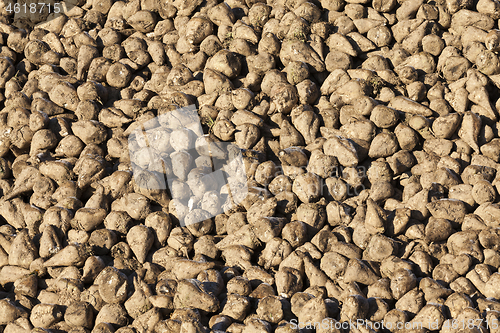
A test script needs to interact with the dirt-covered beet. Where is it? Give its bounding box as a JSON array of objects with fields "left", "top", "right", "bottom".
[{"left": 2, "top": 0, "right": 500, "bottom": 332}]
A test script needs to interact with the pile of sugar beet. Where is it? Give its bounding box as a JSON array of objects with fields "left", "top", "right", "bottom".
[{"left": 6, "top": 0, "right": 500, "bottom": 332}]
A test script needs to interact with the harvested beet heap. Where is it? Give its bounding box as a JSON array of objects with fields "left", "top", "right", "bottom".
[{"left": 3, "top": 0, "right": 500, "bottom": 332}]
